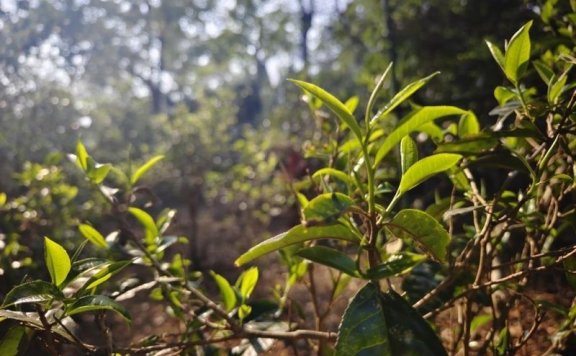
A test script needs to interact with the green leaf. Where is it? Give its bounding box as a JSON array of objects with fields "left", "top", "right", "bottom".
[
  {"left": 398, "top": 154, "right": 462, "bottom": 197},
  {"left": 504, "top": 21, "right": 533, "bottom": 84},
  {"left": 78, "top": 224, "right": 108, "bottom": 249},
  {"left": 335, "top": 283, "right": 392, "bottom": 355},
  {"left": 128, "top": 207, "right": 159, "bottom": 245},
  {"left": 89, "top": 163, "right": 111, "bottom": 184},
  {"left": 235, "top": 224, "right": 360, "bottom": 266},
  {"left": 289, "top": 79, "right": 363, "bottom": 141},
  {"left": 435, "top": 136, "right": 499, "bottom": 155},
  {"left": 2, "top": 281, "right": 63, "bottom": 307},
  {"left": 0, "top": 192, "right": 6, "bottom": 206},
  {"left": 458, "top": 112, "right": 480, "bottom": 137},
  {"left": 80, "top": 260, "right": 131, "bottom": 292},
  {"left": 210, "top": 271, "right": 237, "bottom": 312},
  {"left": 365, "top": 253, "right": 426, "bottom": 280},
  {"left": 0, "top": 311, "right": 75, "bottom": 344},
  {"left": 344, "top": 96, "right": 360, "bottom": 113},
  {"left": 533, "top": 60, "right": 554, "bottom": 85},
  {"left": 312, "top": 168, "right": 354, "bottom": 186},
  {"left": 548, "top": 69, "right": 570, "bottom": 105},
  {"left": 236, "top": 267, "right": 259, "bottom": 301},
  {"left": 372, "top": 72, "right": 440, "bottom": 125},
  {"left": 400, "top": 136, "right": 418, "bottom": 174},
  {"left": 485, "top": 40, "right": 505, "bottom": 72},
  {"left": 387, "top": 209, "right": 451, "bottom": 263},
  {"left": 303, "top": 193, "right": 354, "bottom": 224},
  {"left": 76, "top": 141, "right": 89, "bottom": 171},
  {"left": 44, "top": 237, "right": 71, "bottom": 287},
  {"left": 374, "top": 106, "right": 466, "bottom": 167},
  {"left": 0, "top": 325, "right": 26, "bottom": 356},
  {"left": 65, "top": 295, "right": 131, "bottom": 322},
  {"left": 296, "top": 246, "right": 359, "bottom": 277},
  {"left": 131, "top": 155, "right": 165, "bottom": 185},
  {"left": 238, "top": 304, "right": 252, "bottom": 322},
  {"left": 380, "top": 290, "right": 448, "bottom": 356},
  {"left": 494, "top": 86, "right": 517, "bottom": 106}
]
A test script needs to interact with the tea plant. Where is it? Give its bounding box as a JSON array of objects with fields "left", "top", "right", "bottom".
[{"left": 2, "top": 6, "right": 576, "bottom": 354}]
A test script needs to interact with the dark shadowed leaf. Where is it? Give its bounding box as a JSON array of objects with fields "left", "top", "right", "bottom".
[
  {"left": 296, "top": 246, "right": 359, "bottom": 277},
  {"left": 387, "top": 209, "right": 450, "bottom": 263},
  {"left": 0, "top": 325, "right": 26, "bottom": 356},
  {"left": 66, "top": 295, "right": 131, "bottom": 322},
  {"left": 365, "top": 253, "right": 426, "bottom": 280},
  {"left": 335, "top": 283, "right": 392, "bottom": 355},
  {"left": 381, "top": 290, "right": 447, "bottom": 356},
  {"left": 2, "top": 281, "right": 63, "bottom": 307}
]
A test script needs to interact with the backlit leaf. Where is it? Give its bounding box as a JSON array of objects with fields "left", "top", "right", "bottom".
[
  {"left": 400, "top": 136, "right": 418, "bottom": 174},
  {"left": 398, "top": 154, "right": 462, "bottom": 197},
  {"left": 235, "top": 224, "right": 360, "bottom": 266},
  {"left": 504, "top": 21, "right": 533, "bottom": 84},
  {"left": 128, "top": 207, "right": 159, "bottom": 245},
  {"left": 236, "top": 266, "right": 259, "bottom": 301},
  {"left": 131, "top": 155, "right": 165, "bottom": 185},
  {"left": 44, "top": 237, "right": 71, "bottom": 287},
  {"left": 458, "top": 112, "right": 480, "bottom": 137},
  {"left": 290, "top": 79, "right": 363, "bottom": 141},
  {"left": 78, "top": 224, "right": 108, "bottom": 249},
  {"left": 374, "top": 106, "right": 466, "bottom": 167},
  {"left": 486, "top": 40, "right": 505, "bottom": 71},
  {"left": 76, "top": 141, "right": 89, "bottom": 171},
  {"left": 210, "top": 271, "right": 237, "bottom": 312},
  {"left": 303, "top": 193, "right": 354, "bottom": 224},
  {"left": 371, "top": 72, "right": 440, "bottom": 125},
  {"left": 312, "top": 168, "right": 354, "bottom": 186}
]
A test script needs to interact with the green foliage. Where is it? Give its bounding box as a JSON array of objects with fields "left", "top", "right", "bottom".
[{"left": 2, "top": 5, "right": 576, "bottom": 355}]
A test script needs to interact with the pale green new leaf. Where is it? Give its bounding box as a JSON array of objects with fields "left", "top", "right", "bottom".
[
  {"left": 89, "top": 163, "right": 111, "bottom": 184},
  {"left": 400, "top": 136, "right": 418, "bottom": 174},
  {"left": 44, "top": 237, "right": 71, "bottom": 287},
  {"left": 236, "top": 266, "right": 259, "bottom": 300},
  {"left": 312, "top": 168, "right": 354, "bottom": 186},
  {"left": 128, "top": 207, "right": 159, "bottom": 245},
  {"left": 76, "top": 142, "right": 89, "bottom": 171},
  {"left": 548, "top": 69, "right": 570, "bottom": 105},
  {"left": 371, "top": 72, "right": 440, "bottom": 125},
  {"left": 0, "top": 192, "right": 6, "bottom": 206},
  {"left": 485, "top": 40, "right": 505, "bottom": 71},
  {"left": 303, "top": 193, "right": 354, "bottom": 224},
  {"left": 398, "top": 154, "right": 462, "bottom": 196},
  {"left": 66, "top": 295, "right": 131, "bottom": 322},
  {"left": 289, "top": 79, "right": 363, "bottom": 141},
  {"left": 210, "top": 271, "right": 237, "bottom": 312},
  {"left": 131, "top": 155, "right": 165, "bottom": 185},
  {"left": 80, "top": 260, "right": 131, "bottom": 292},
  {"left": 235, "top": 224, "right": 360, "bottom": 266},
  {"left": 78, "top": 224, "right": 108, "bottom": 249},
  {"left": 458, "top": 112, "right": 480, "bottom": 137},
  {"left": 374, "top": 106, "right": 466, "bottom": 167},
  {"left": 504, "top": 21, "right": 533, "bottom": 84}
]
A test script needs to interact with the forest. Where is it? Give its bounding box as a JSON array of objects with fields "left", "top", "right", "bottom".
[{"left": 1, "top": 0, "right": 576, "bottom": 354}]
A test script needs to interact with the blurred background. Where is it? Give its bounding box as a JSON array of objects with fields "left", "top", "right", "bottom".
[{"left": 0, "top": 0, "right": 536, "bottom": 274}]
